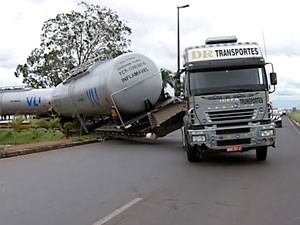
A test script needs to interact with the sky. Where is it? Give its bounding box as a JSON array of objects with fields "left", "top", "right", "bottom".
[{"left": 0, "top": 0, "right": 299, "bottom": 109}]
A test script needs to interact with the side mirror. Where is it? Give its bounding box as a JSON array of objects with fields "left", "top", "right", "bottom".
[
  {"left": 174, "top": 69, "right": 186, "bottom": 97},
  {"left": 270, "top": 72, "right": 277, "bottom": 85}
]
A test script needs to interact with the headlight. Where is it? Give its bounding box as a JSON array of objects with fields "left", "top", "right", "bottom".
[
  {"left": 260, "top": 129, "right": 274, "bottom": 137},
  {"left": 192, "top": 135, "right": 206, "bottom": 142}
]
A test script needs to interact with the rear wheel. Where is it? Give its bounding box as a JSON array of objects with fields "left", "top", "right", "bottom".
[{"left": 256, "top": 147, "right": 268, "bottom": 161}]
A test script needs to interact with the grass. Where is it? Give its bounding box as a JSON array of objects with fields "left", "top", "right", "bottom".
[
  {"left": 289, "top": 111, "right": 300, "bottom": 124},
  {"left": 0, "top": 128, "right": 104, "bottom": 146},
  {"left": 0, "top": 128, "right": 65, "bottom": 145}
]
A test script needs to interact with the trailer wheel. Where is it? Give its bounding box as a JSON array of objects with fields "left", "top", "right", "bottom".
[
  {"left": 256, "top": 147, "right": 267, "bottom": 161},
  {"left": 187, "top": 144, "right": 199, "bottom": 162}
]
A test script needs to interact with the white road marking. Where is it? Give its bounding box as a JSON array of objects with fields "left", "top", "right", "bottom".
[{"left": 92, "top": 197, "right": 143, "bottom": 225}]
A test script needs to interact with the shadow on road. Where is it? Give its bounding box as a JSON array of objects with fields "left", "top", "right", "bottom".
[{"left": 198, "top": 152, "right": 270, "bottom": 166}]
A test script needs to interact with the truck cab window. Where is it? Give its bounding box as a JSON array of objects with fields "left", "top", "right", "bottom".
[{"left": 188, "top": 67, "right": 267, "bottom": 95}]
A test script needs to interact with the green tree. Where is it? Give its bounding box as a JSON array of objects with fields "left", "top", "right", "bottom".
[
  {"left": 160, "top": 68, "right": 174, "bottom": 89},
  {"left": 15, "top": 1, "right": 131, "bottom": 88}
]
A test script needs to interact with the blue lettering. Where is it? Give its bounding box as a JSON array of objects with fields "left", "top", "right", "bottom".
[
  {"left": 27, "top": 97, "right": 33, "bottom": 106},
  {"left": 33, "top": 97, "right": 40, "bottom": 106},
  {"left": 86, "top": 90, "right": 92, "bottom": 105},
  {"left": 86, "top": 88, "right": 100, "bottom": 107},
  {"left": 26, "top": 96, "right": 42, "bottom": 107},
  {"left": 94, "top": 87, "right": 100, "bottom": 102}
]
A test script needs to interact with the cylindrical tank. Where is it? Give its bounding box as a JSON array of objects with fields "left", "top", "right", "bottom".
[
  {"left": 0, "top": 87, "right": 54, "bottom": 116},
  {"left": 52, "top": 53, "right": 163, "bottom": 117}
]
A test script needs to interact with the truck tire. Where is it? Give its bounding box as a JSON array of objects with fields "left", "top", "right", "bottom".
[
  {"left": 181, "top": 127, "right": 187, "bottom": 150},
  {"left": 256, "top": 147, "right": 267, "bottom": 161},
  {"left": 187, "top": 144, "right": 199, "bottom": 162}
]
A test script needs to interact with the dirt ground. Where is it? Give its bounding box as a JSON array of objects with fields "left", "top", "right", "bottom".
[{"left": 1, "top": 139, "right": 72, "bottom": 152}]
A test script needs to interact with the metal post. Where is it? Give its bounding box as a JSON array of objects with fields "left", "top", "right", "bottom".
[
  {"left": 177, "top": 4, "right": 189, "bottom": 74},
  {"left": 175, "top": 4, "right": 189, "bottom": 96}
]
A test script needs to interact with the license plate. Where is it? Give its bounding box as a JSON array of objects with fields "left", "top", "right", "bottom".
[{"left": 227, "top": 145, "right": 242, "bottom": 152}]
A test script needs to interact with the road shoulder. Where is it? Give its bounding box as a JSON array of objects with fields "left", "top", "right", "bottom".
[{"left": 0, "top": 138, "right": 102, "bottom": 159}]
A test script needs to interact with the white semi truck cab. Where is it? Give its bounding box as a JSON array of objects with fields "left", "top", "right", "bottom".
[{"left": 177, "top": 36, "right": 277, "bottom": 162}]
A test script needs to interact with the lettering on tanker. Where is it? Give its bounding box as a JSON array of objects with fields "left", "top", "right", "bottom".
[
  {"left": 118, "top": 59, "right": 149, "bottom": 83},
  {"left": 86, "top": 87, "right": 100, "bottom": 107},
  {"left": 117, "top": 56, "right": 137, "bottom": 75},
  {"left": 26, "top": 96, "right": 41, "bottom": 107}
]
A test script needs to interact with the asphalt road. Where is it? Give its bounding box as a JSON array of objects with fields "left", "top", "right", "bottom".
[{"left": 0, "top": 116, "right": 300, "bottom": 225}]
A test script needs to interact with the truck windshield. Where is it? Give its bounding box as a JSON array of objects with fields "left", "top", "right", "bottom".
[{"left": 188, "top": 67, "right": 267, "bottom": 95}]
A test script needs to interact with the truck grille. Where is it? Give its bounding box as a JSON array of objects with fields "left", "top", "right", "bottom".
[{"left": 207, "top": 109, "right": 256, "bottom": 123}]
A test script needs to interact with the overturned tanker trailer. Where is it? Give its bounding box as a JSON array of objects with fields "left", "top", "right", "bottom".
[
  {"left": 52, "top": 52, "right": 185, "bottom": 137},
  {"left": 0, "top": 53, "right": 184, "bottom": 137}
]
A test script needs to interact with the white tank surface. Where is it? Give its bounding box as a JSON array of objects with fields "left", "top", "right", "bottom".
[
  {"left": 0, "top": 87, "right": 54, "bottom": 116},
  {"left": 52, "top": 53, "right": 163, "bottom": 117}
]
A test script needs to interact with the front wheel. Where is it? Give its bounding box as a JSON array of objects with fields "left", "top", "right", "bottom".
[
  {"left": 256, "top": 147, "right": 268, "bottom": 161},
  {"left": 187, "top": 144, "right": 199, "bottom": 162}
]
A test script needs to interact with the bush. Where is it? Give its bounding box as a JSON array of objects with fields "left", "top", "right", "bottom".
[{"left": 63, "top": 121, "right": 78, "bottom": 138}]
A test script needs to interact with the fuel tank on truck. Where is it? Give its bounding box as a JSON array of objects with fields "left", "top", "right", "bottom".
[
  {"left": 52, "top": 53, "right": 163, "bottom": 117},
  {"left": 0, "top": 87, "right": 54, "bottom": 116}
]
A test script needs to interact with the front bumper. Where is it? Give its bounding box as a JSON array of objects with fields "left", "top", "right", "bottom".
[{"left": 187, "top": 124, "right": 276, "bottom": 152}]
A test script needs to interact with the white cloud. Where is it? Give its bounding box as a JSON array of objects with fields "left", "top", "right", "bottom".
[{"left": 0, "top": 67, "right": 22, "bottom": 86}]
